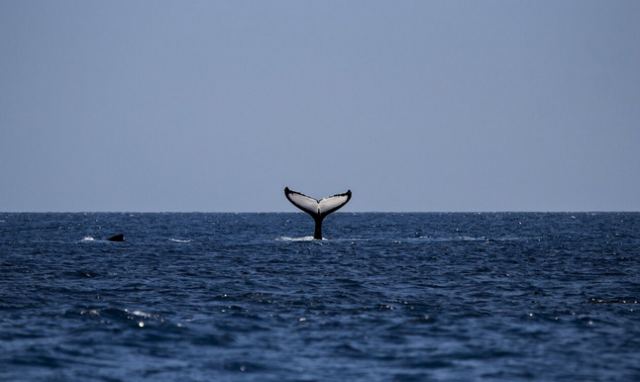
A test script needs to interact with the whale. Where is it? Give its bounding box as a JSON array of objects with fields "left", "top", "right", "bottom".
[
  {"left": 107, "top": 233, "right": 125, "bottom": 242},
  {"left": 284, "top": 187, "right": 352, "bottom": 240}
]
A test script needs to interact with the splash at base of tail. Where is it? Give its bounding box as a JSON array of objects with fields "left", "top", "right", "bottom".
[{"left": 284, "top": 187, "right": 352, "bottom": 239}]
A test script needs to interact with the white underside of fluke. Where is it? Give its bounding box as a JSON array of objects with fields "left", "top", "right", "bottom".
[{"left": 284, "top": 187, "right": 352, "bottom": 217}]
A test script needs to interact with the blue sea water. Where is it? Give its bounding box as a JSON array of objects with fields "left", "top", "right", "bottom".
[{"left": 0, "top": 212, "right": 639, "bottom": 381}]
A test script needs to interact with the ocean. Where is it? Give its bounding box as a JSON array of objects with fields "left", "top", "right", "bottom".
[{"left": 1, "top": 212, "right": 639, "bottom": 381}]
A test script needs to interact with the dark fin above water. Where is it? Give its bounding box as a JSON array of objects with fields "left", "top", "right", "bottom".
[
  {"left": 107, "top": 234, "right": 125, "bottom": 242},
  {"left": 284, "top": 187, "right": 352, "bottom": 240}
]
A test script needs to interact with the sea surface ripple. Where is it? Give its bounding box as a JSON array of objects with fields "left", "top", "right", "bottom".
[{"left": 0, "top": 213, "right": 639, "bottom": 381}]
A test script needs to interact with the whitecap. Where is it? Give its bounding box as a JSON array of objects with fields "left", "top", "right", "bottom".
[
  {"left": 169, "top": 238, "right": 192, "bottom": 243},
  {"left": 126, "top": 309, "right": 152, "bottom": 318},
  {"left": 81, "top": 236, "right": 95, "bottom": 242}
]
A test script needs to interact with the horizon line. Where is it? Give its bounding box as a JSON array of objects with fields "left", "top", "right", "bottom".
[{"left": 1, "top": 210, "right": 638, "bottom": 214}]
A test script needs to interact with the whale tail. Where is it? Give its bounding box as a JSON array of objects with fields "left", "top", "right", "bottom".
[{"left": 284, "top": 187, "right": 352, "bottom": 239}]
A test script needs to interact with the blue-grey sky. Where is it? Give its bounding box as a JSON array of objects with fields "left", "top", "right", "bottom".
[{"left": 1, "top": 1, "right": 638, "bottom": 212}]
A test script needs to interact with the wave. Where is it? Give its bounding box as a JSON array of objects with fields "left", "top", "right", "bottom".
[
  {"left": 275, "top": 235, "right": 528, "bottom": 244},
  {"left": 77, "top": 307, "right": 183, "bottom": 329},
  {"left": 276, "top": 236, "right": 316, "bottom": 242},
  {"left": 413, "top": 235, "right": 527, "bottom": 242},
  {"left": 81, "top": 236, "right": 96, "bottom": 242},
  {"left": 417, "top": 235, "right": 487, "bottom": 242},
  {"left": 169, "top": 238, "right": 192, "bottom": 243}
]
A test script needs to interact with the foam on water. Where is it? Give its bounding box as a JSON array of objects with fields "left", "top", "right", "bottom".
[
  {"left": 169, "top": 238, "right": 191, "bottom": 243},
  {"left": 276, "top": 235, "right": 316, "bottom": 242}
]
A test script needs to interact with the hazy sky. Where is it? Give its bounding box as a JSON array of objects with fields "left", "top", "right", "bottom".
[{"left": 1, "top": 1, "right": 638, "bottom": 212}]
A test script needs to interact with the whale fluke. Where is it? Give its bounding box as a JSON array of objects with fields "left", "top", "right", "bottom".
[
  {"left": 284, "top": 187, "right": 352, "bottom": 239},
  {"left": 107, "top": 234, "right": 125, "bottom": 242}
]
